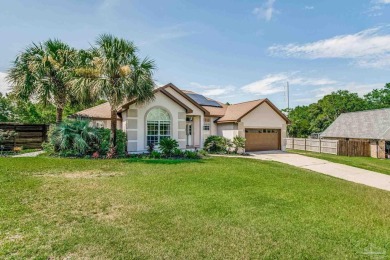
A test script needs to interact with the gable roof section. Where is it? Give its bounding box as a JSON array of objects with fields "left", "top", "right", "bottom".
[
  {"left": 164, "top": 84, "right": 210, "bottom": 115},
  {"left": 120, "top": 83, "right": 203, "bottom": 114},
  {"left": 215, "top": 99, "right": 290, "bottom": 124},
  {"left": 70, "top": 102, "right": 121, "bottom": 120},
  {"left": 321, "top": 108, "right": 390, "bottom": 140}
]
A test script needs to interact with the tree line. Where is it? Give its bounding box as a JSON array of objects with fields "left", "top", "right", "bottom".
[
  {"left": 0, "top": 35, "right": 156, "bottom": 154},
  {"left": 285, "top": 83, "right": 390, "bottom": 138}
]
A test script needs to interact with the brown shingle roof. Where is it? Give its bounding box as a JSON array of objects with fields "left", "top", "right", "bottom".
[
  {"left": 216, "top": 99, "right": 264, "bottom": 122},
  {"left": 71, "top": 84, "right": 290, "bottom": 124},
  {"left": 71, "top": 102, "right": 121, "bottom": 120},
  {"left": 202, "top": 104, "right": 228, "bottom": 117}
]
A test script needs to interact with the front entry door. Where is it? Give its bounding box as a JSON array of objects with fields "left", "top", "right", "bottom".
[{"left": 186, "top": 122, "right": 193, "bottom": 147}]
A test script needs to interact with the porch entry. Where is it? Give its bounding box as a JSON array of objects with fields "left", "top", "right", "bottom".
[{"left": 186, "top": 117, "right": 194, "bottom": 147}]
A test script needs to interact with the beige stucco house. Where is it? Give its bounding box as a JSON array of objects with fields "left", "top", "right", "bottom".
[{"left": 72, "top": 83, "right": 290, "bottom": 153}]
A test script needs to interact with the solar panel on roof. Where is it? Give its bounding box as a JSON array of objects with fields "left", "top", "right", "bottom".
[{"left": 187, "top": 93, "right": 222, "bottom": 107}]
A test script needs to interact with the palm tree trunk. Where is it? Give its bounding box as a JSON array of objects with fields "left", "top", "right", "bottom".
[
  {"left": 56, "top": 107, "right": 63, "bottom": 124},
  {"left": 110, "top": 108, "right": 117, "bottom": 151}
]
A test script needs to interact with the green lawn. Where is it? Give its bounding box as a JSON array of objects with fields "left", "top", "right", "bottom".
[
  {"left": 288, "top": 149, "right": 390, "bottom": 175},
  {"left": 1, "top": 157, "right": 390, "bottom": 259}
]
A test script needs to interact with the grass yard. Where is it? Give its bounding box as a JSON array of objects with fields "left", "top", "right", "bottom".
[
  {"left": 288, "top": 149, "right": 390, "bottom": 175},
  {"left": 1, "top": 157, "right": 390, "bottom": 259}
]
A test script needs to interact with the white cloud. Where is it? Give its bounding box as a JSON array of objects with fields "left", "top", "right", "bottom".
[
  {"left": 253, "top": 0, "right": 278, "bottom": 22},
  {"left": 241, "top": 73, "right": 338, "bottom": 95},
  {"left": 367, "top": 0, "right": 390, "bottom": 16},
  {"left": 268, "top": 26, "right": 390, "bottom": 68},
  {"left": 376, "top": 0, "right": 390, "bottom": 3},
  {"left": 189, "top": 82, "right": 236, "bottom": 97},
  {"left": 140, "top": 24, "right": 196, "bottom": 46},
  {"left": 304, "top": 6, "right": 314, "bottom": 10},
  {"left": 312, "top": 83, "right": 382, "bottom": 98},
  {"left": 0, "top": 72, "right": 10, "bottom": 94}
]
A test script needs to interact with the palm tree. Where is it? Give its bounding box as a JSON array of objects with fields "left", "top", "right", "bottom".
[
  {"left": 72, "top": 34, "right": 156, "bottom": 153},
  {"left": 7, "top": 39, "right": 76, "bottom": 124}
]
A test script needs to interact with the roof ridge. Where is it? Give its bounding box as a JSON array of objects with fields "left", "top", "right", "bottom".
[
  {"left": 77, "top": 102, "right": 109, "bottom": 113},
  {"left": 340, "top": 108, "right": 390, "bottom": 115},
  {"left": 231, "top": 99, "right": 264, "bottom": 105}
]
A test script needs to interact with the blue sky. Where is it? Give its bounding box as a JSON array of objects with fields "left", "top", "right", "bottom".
[{"left": 0, "top": 0, "right": 389, "bottom": 109}]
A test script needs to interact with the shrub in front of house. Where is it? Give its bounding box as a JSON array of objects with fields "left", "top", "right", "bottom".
[
  {"left": 95, "top": 128, "right": 126, "bottom": 157},
  {"left": 232, "top": 136, "right": 246, "bottom": 154},
  {"left": 44, "top": 119, "right": 126, "bottom": 158},
  {"left": 204, "top": 135, "right": 227, "bottom": 153},
  {"left": 204, "top": 135, "right": 246, "bottom": 154},
  {"left": 158, "top": 137, "right": 179, "bottom": 157}
]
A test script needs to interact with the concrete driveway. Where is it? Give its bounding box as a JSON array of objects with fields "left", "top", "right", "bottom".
[{"left": 249, "top": 151, "right": 390, "bottom": 192}]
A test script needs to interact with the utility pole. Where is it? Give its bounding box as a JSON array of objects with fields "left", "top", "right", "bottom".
[{"left": 286, "top": 81, "right": 290, "bottom": 111}]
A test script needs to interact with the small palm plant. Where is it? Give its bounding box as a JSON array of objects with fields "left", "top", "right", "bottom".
[
  {"left": 233, "top": 136, "right": 246, "bottom": 154},
  {"left": 50, "top": 119, "right": 98, "bottom": 156},
  {"left": 159, "top": 138, "right": 179, "bottom": 157}
]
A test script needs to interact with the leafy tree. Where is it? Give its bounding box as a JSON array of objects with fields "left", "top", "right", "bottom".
[
  {"left": 284, "top": 105, "right": 311, "bottom": 138},
  {"left": 309, "top": 90, "right": 367, "bottom": 133},
  {"left": 0, "top": 93, "right": 13, "bottom": 122},
  {"left": 72, "top": 34, "right": 155, "bottom": 153},
  {"left": 7, "top": 39, "right": 77, "bottom": 124},
  {"left": 287, "top": 90, "right": 368, "bottom": 137},
  {"left": 364, "top": 83, "right": 390, "bottom": 109}
]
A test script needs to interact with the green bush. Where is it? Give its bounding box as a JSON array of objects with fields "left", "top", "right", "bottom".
[
  {"left": 204, "top": 135, "right": 230, "bottom": 153},
  {"left": 184, "top": 150, "right": 201, "bottom": 159},
  {"left": 49, "top": 119, "right": 98, "bottom": 156},
  {"left": 46, "top": 119, "right": 126, "bottom": 158},
  {"left": 173, "top": 148, "right": 184, "bottom": 157},
  {"left": 95, "top": 128, "right": 126, "bottom": 157},
  {"left": 159, "top": 137, "right": 179, "bottom": 157},
  {"left": 232, "top": 136, "right": 246, "bottom": 154},
  {"left": 150, "top": 150, "right": 161, "bottom": 159},
  {"left": 198, "top": 149, "right": 209, "bottom": 157}
]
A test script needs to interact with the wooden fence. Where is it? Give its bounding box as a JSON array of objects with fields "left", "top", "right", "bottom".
[
  {"left": 285, "top": 138, "right": 371, "bottom": 157},
  {"left": 286, "top": 138, "right": 338, "bottom": 155},
  {"left": 338, "top": 140, "right": 371, "bottom": 157},
  {"left": 0, "top": 123, "right": 49, "bottom": 150}
]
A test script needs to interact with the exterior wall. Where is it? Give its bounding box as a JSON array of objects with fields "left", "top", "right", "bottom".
[
  {"left": 370, "top": 140, "right": 378, "bottom": 158},
  {"left": 240, "top": 102, "right": 288, "bottom": 151},
  {"left": 90, "top": 119, "right": 122, "bottom": 130},
  {"left": 217, "top": 123, "right": 238, "bottom": 136},
  {"left": 203, "top": 117, "right": 218, "bottom": 141},
  {"left": 193, "top": 116, "right": 201, "bottom": 147},
  {"left": 125, "top": 91, "right": 187, "bottom": 152}
]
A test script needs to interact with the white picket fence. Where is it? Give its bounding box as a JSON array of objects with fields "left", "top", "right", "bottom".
[{"left": 285, "top": 138, "right": 338, "bottom": 155}]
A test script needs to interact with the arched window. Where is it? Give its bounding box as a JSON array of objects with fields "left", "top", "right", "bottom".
[{"left": 146, "top": 108, "right": 171, "bottom": 145}]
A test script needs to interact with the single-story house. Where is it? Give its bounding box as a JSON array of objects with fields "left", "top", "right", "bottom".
[
  {"left": 321, "top": 108, "right": 390, "bottom": 159},
  {"left": 72, "top": 83, "right": 290, "bottom": 153}
]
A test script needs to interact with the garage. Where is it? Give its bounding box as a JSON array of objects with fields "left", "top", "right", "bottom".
[{"left": 245, "top": 129, "right": 281, "bottom": 151}]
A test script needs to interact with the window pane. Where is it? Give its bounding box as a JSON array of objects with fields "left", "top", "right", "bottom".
[{"left": 146, "top": 108, "right": 171, "bottom": 145}]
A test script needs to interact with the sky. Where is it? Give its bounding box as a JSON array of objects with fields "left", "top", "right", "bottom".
[{"left": 0, "top": 0, "right": 389, "bottom": 109}]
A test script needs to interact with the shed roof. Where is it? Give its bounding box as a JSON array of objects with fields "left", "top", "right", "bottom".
[{"left": 321, "top": 108, "right": 390, "bottom": 140}]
